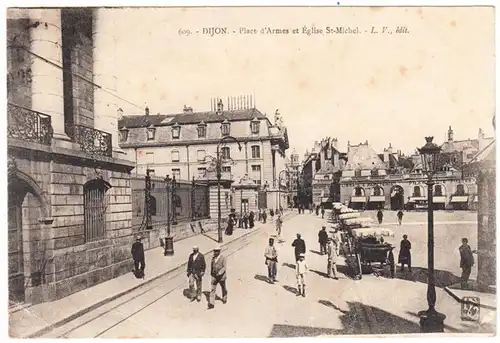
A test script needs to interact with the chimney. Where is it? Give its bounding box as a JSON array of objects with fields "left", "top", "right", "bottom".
[
  {"left": 448, "top": 125, "right": 454, "bottom": 142},
  {"left": 145, "top": 106, "right": 150, "bottom": 116},
  {"left": 183, "top": 105, "right": 193, "bottom": 114}
]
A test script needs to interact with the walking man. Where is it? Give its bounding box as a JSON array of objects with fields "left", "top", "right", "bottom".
[
  {"left": 131, "top": 235, "right": 145, "bottom": 278},
  {"left": 397, "top": 210, "right": 404, "bottom": 226},
  {"left": 264, "top": 237, "right": 278, "bottom": 283},
  {"left": 262, "top": 209, "right": 267, "bottom": 224},
  {"left": 459, "top": 238, "right": 475, "bottom": 289},
  {"left": 321, "top": 205, "right": 325, "bottom": 219},
  {"left": 292, "top": 233, "right": 306, "bottom": 262},
  {"left": 208, "top": 245, "right": 227, "bottom": 309},
  {"left": 296, "top": 253, "right": 308, "bottom": 297},
  {"left": 377, "top": 209, "right": 384, "bottom": 225},
  {"left": 318, "top": 226, "right": 328, "bottom": 255},
  {"left": 398, "top": 234, "right": 412, "bottom": 272},
  {"left": 276, "top": 213, "right": 283, "bottom": 237},
  {"left": 187, "top": 246, "right": 206, "bottom": 302},
  {"left": 326, "top": 238, "right": 338, "bottom": 279}
]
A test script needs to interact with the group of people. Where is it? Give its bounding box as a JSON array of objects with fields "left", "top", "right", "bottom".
[
  {"left": 225, "top": 210, "right": 255, "bottom": 235},
  {"left": 376, "top": 209, "right": 405, "bottom": 226}
]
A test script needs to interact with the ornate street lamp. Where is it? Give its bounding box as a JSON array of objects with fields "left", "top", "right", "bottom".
[
  {"left": 417, "top": 136, "right": 445, "bottom": 332},
  {"left": 217, "top": 135, "right": 242, "bottom": 243}
]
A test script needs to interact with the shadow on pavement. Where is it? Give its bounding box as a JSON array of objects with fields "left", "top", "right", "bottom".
[
  {"left": 201, "top": 232, "right": 219, "bottom": 243},
  {"left": 202, "top": 291, "right": 222, "bottom": 302},
  {"left": 396, "top": 267, "right": 461, "bottom": 288},
  {"left": 309, "top": 249, "right": 323, "bottom": 256},
  {"left": 310, "top": 269, "right": 330, "bottom": 279},
  {"left": 282, "top": 263, "right": 295, "bottom": 270},
  {"left": 405, "top": 311, "right": 475, "bottom": 333},
  {"left": 254, "top": 274, "right": 271, "bottom": 283},
  {"left": 282, "top": 285, "right": 298, "bottom": 295}
]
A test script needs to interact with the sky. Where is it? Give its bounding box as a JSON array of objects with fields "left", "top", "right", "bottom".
[{"left": 105, "top": 6, "right": 495, "bottom": 159}]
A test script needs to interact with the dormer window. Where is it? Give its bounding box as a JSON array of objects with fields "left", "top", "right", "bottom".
[
  {"left": 171, "top": 122, "right": 181, "bottom": 139},
  {"left": 197, "top": 121, "right": 207, "bottom": 138},
  {"left": 221, "top": 120, "right": 230, "bottom": 136},
  {"left": 250, "top": 118, "right": 260, "bottom": 134},
  {"left": 147, "top": 126, "right": 156, "bottom": 141},
  {"left": 119, "top": 127, "right": 129, "bottom": 142}
]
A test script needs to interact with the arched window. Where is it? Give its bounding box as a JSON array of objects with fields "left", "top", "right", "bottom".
[
  {"left": 413, "top": 186, "right": 421, "bottom": 197},
  {"left": 354, "top": 187, "right": 364, "bottom": 196},
  {"left": 373, "top": 186, "right": 383, "bottom": 196},
  {"left": 83, "top": 179, "right": 110, "bottom": 242},
  {"left": 456, "top": 184, "right": 466, "bottom": 196},
  {"left": 150, "top": 195, "right": 157, "bottom": 216},
  {"left": 434, "top": 185, "right": 443, "bottom": 196}
]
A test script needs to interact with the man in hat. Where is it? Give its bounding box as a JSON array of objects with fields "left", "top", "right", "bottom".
[
  {"left": 326, "top": 238, "right": 338, "bottom": 279},
  {"left": 292, "top": 233, "right": 306, "bottom": 262},
  {"left": 208, "top": 245, "right": 227, "bottom": 309},
  {"left": 318, "top": 226, "right": 328, "bottom": 255},
  {"left": 264, "top": 237, "right": 278, "bottom": 283},
  {"left": 459, "top": 238, "right": 475, "bottom": 289},
  {"left": 187, "top": 245, "right": 206, "bottom": 302},
  {"left": 131, "top": 235, "right": 145, "bottom": 277}
]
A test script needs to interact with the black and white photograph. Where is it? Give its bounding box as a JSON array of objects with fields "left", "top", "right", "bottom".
[{"left": 5, "top": 3, "right": 497, "bottom": 338}]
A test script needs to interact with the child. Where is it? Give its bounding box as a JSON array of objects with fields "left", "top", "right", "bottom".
[{"left": 296, "top": 253, "right": 308, "bottom": 297}]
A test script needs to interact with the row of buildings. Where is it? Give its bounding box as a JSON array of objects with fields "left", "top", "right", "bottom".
[{"left": 300, "top": 126, "right": 494, "bottom": 211}]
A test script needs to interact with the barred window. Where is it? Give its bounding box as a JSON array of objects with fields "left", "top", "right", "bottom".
[
  {"left": 221, "top": 147, "right": 230, "bottom": 160},
  {"left": 250, "top": 120, "right": 260, "bottom": 134},
  {"left": 221, "top": 121, "right": 231, "bottom": 136},
  {"left": 83, "top": 179, "right": 110, "bottom": 242}
]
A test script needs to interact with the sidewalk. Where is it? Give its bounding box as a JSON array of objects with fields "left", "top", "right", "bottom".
[{"left": 9, "top": 211, "right": 296, "bottom": 338}]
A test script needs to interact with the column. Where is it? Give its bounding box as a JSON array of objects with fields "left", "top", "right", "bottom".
[
  {"left": 92, "top": 8, "right": 123, "bottom": 156},
  {"left": 29, "top": 9, "right": 70, "bottom": 142}
]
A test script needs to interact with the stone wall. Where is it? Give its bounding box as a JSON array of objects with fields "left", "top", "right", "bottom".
[{"left": 7, "top": 19, "right": 32, "bottom": 107}]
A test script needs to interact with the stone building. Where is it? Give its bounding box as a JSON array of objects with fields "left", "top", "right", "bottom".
[
  {"left": 118, "top": 99, "right": 290, "bottom": 212},
  {"left": 7, "top": 8, "right": 136, "bottom": 304}
]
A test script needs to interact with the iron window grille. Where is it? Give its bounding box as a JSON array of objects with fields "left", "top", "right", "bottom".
[{"left": 83, "top": 179, "right": 110, "bottom": 242}]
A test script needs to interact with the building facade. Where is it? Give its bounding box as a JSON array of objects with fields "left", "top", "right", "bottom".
[
  {"left": 7, "top": 8, "right": 136, "bottom": 304},
  {"left": 118, "top": 100, "right": 290, "bottom": 211}
]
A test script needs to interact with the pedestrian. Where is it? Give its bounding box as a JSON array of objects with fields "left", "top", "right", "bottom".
[
  {"left": 208, "top": 245, "right": 227, "bottom": 309},
  {"left": 459, "top": 238, "right": 475, "bottom": 289},
  {"left": 326, "top": 238, "right": 338, "bottom": 279},
  {"left": 258, "top": 209, "right": 262, "bottom": 222},
  {"left": 225, "top": 213, "right": 234, "bottom": 236},
  {"left": 296, "top": 253, "right": 308, "bottom": 297},
  {"left": 187, "top": 245, "right": 206, "bottom": 302},
  {"left": 397, "top": 210, "right": 404, "bottom": 226},
  {"left": 264, "top": 237, "right": 278, "bottom": 283},
  {"left": 377, "top": 209, "right": 384, "bottom": 225},
  {"left": 387, "top": 247, "right": 395, "bottom": 278},
  {"left": 318, "top": 226, "right": 328, "bottom": 255},
  {"left": 276, "top": 213, "right": 283, "bottom": 236},
  {"left": 131, "top": 235, "right": 145, "bottom": 279},
  {"left": 398, "top": 234, "right": 412, "bottom": 272},
  {"left": 270, "top": 208, "right": 275, "bottom": 219},
  {"left": 262, "top": 209, "right": 267, "bottom": 224},
  {"left": 321, "top": 205, "right": 325, "bottom": 219},
  {"left": 316, "top": 205, "right": 320, "bottom": 216},
  {"left": 292, "top": 233, "right": 306, "bottom": 262},
  {"left": 238, "top": 212, "right": 243, "bottom": 228},
  {"left": 249, "top": 211, "right": 255, "bottom": 228},
  {"left": 243, "top": 212, "right": 248, "bottom": 229}
]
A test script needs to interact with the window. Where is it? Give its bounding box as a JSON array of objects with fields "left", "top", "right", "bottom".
[
  {"left": 251, "top": 165, "right": 261, "bottom": 185},
  {"left": 171, "top": 123, "right": 181, "bottom": 139},
  {"left": 145, "top": 152, "right": 154, "bottom": 166},
  {"left": 221, "top": 147, "right": 230, "bottom": 160},
  {"left": 150, "top": 196, "right": 157, "bottom": 216},
  {"left": 456, "top": 184, "right": 466, "bottom": 196},
  {"left": 354, "top": 187, "right": 364, "bottom": 196},
  {"left": 371, "top": 169, "right": 379, "bottom": 176},
  {"left": 355, "top": 170, "right": 362, "bottom": 177},
  {"left": 83, "top": 179, "right": 109, "bottom": 242},
  {"left": 197, "top": 122, "right": 206, "bottom": 138},
  {"left": 434, "top": 185, "right": 443, "bottom": 196},
  {"left": 171, "top": 150, "right": 180, "bottom": 162},
  {"left": 119, "top": 128, "right": 129, "bottom": 142},
  {"left": 197, "top": 168, "right": 206, "bottom": 178},
  {"left": 222, "top": 166, "right": 231, "bottom": 173},
  {"left": 172, "top": 168, "right": 181, "bottom": 180},
  {"left": 147, "top": 127, "right": 156, "bottom": 141},
  {"left": 197, "top": 149, "right": 206, "bottom": 162},
  {"left": 413, "top": 186, "right": 421, "bottom": 197},
  {"left": 250, "top": 120, "right": 260, "bottom": 134},
  {"left": 373, "top": 186, "right": 383, "bottom": 196},
  {"left": 251, "top": 145, "right": 260, "bottom": 158},
  {"left": 221, "top": 120, "right": 230, "bottom": 136}
]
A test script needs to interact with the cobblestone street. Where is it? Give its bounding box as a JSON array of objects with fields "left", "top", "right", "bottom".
[{"left": 41, "top": 211, "right": 495, "bottom": 338}]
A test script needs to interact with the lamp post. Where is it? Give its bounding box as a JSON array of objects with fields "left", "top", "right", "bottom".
[
  {"left": 278, "top": 169, "right": 289, "bottom": 211},
  {"left": 217, "top": 135, "right": 242, "bottom": 243},
  {"left": 417, "top": 136, "right": 446, "bottom": 332},
  {"left": 164, "top": 175, "right": 174, "bottom": 256},
  {"left": 145, "top": 168, "right": 154, "bottom": 230}
]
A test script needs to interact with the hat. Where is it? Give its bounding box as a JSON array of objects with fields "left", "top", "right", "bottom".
[
  {"left": 136, "top": 235, "right": 142, "bottom": 240},
  {"left": 192, "top": 245, "right": 199, "bottom": 250},
  {"left": 213, "top": 245, "right": 222, "bottom": 251},
  {"left": 299, "top": 253, "right": 305, "bottom": 257}
]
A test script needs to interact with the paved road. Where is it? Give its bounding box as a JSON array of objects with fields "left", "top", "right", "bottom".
[{"left": 43, "top": 211, "right": 494, "bottom": 338}]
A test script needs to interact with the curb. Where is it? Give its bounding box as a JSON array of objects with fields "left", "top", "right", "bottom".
[{"left": 26, "top": 211, "right": 296, "bottom": 338}]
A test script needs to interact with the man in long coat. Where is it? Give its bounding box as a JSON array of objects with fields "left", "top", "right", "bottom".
[
  {"left": 318, "top": 226, "right": 328, "bottom": 255},
  {"left": 292, "top": 233, "right": 306, "bottom": 262},
  {"left": 187, "top": 246, "right": 206, "bottom": 302},
  {"left": 398, "top": 234, "right": 412, "bottom": 272},
  {"left": 208, "top": 245, "right": 227, "bottom": 309},
  {"left": 131, "top": 236, "right": 145, "bottom": 277},
  {"left": 459, "top": 238, "right": 475, "bottom": 289}
]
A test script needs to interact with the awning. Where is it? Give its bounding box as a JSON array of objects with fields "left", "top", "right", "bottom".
[
  {"left": 350, "top": 196, "right": 367, "bottom": 203},
  {"left": 369, "top": 196, "right": 385, "bottom": 202},
  {"left": 409, "top": 197, "right": 426, "bottom": 203},
  {"left": 451, "top": 196, "right": 469, "bottom": 203},
  {"left": 473, "top": 196, "right": 478, "bottom": 203},
  {"left": 433, "top": 196, "right": 446, "bottom": 204}
]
